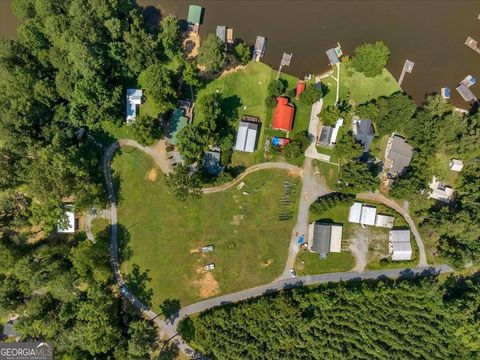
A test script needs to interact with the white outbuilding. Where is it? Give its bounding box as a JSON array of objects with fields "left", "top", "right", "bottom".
[
  {"left": 449, "top": 159, "right": 464, "bottom": 172},
  {"left": 348, "top": 202, "right": 362, "bottom": 223},
  {"left": 390, "top": 229, "right": 412, "bottom": 261},
  {"left": 375, "top": 214, "right": 394, "bottom": 228},
  {"left": 360, "top": 205, "right": 377, "bottom": 226}
]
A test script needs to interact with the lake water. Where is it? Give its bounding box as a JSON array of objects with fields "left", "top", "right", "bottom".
[{"left": 2, "top": 0, "right": 480, "bottom": 106}]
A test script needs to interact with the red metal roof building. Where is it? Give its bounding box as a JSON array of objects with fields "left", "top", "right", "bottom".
[
  {"left": 295, "top": 81, "right": 306, "bottom": 99},
  {"left": 273, "top": 97, "right": 295, "bottom": 131}
]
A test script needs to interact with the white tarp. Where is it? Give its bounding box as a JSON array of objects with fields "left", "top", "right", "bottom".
[
  {"left": 348, "top": 202, "right": 362, "bottom": 223},
  {"left": 360, "top": 206, "right": 376, "bottom": 226},
  {"left": 329, "top": 225, "right": 342, "bottom": 253}
]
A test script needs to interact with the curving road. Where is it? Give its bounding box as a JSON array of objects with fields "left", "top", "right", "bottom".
[{"left": 102, "top": 139, "right": 449, "bottom": 359}]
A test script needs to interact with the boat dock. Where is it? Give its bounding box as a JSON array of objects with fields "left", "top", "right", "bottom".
[
  {"left": 397, "top": 59, "right": 415, "bottom": 86},
  {"left": 276, "top": 52, "right": 292, "bottom": 79},
  {"left": 465, "top": 36, "right": 480, "bottom": 55}
]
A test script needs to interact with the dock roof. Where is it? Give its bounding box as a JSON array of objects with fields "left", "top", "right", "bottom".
[
  {"left": 326, "top": 48, "right": 340, "bottom": 65},
  {"left": 456, "top": 83, "right": 476, "bottom": 102},
  {"left": 187, "top": 5, "right": 202, "bottom": 25},
  {"left": 216, "top": 26, "right": 226, "bottom": 43}
]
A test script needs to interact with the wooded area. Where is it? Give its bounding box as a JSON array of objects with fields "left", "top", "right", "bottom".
[{"left": 183, "top": 273, "right": 480, "bottom": 359}]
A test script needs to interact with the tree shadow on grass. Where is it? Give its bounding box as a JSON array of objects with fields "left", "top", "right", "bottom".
[
  {"left": 221, "top": 95, "right": 242, "bottom": 123},
  {"left": 117, "top": 223, "right": 132, "bottom": 263},
  {"left": 124, "top": 264, "right": 154, "bottom": 308}
]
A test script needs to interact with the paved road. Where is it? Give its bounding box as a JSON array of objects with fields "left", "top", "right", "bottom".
[{"left": 358, "top": 192, "right": 428, "bottom": 267}]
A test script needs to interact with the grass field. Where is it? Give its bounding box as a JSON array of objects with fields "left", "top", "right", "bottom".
[
  {"left": 195, "top": 62, "right": 312, "bottom": 167},
  {"left": 316, "top": 161, "right": 339, "bottom": 189},
  {"left": 295, "top": 250, "right": 355, "bottom": 275},
  {"left": 322, "top": 62, "right": 400, "bottom": 107},
  {"left": 112, "top": 147, "right": 300, "bottom": 309}
]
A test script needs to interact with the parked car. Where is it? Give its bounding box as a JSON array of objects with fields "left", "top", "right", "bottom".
[
  {"left": 204, "top": 263, "right": 215, "bottom": 271},
  {"left": 201, "top": 245, "right": 214, "bottom": 253},
  {"left": 290, "top": 268, "right": 296, "bottom": 278}
]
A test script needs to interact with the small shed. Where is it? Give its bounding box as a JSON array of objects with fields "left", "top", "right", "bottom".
[
  {"left": 57, "top": 209, "right": 76, "bottom": 233},
  {"left": 449, "top": 159, "right": 464, "bottom": 172},
  {"left": 360, "top": 205, "right": 377, "bottom": 226},
  {"left": 295, "top": 81, "right": 306, "bottom": 99},
  {"left": 187, "top": 5, "right": 202, "bottom": 25},
  {"left": 216, "top": 26, "right": 226, "bottom": 43},
  {"left": 326, "top": 48, "right": 340, "bottom": 65},
  {"left": 390, "top": 229, "right": 412, "bottom": 261},
  {"left": 375, "top": 214, "right": 394, "bottom": 228},
  {"left": 348, "top": 202, "right": 362, "bottom": 223},
  {"left": 2, "top": 320, "right": 20, "bottom": 340},
  {"left": 329, "top": 118, "right": 344, "bottom": 145},
  {"left": 126, "top": 89, "right": 143, "bottom": 124}
]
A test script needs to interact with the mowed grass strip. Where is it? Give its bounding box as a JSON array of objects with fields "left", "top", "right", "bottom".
[{"left": 112, "top": 147, "right": 300, "bottom": 309}]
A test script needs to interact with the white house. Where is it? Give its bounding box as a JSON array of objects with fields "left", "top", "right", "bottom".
[
  {"left": 57, "top": 210, "right": 76, "bottom": 233},
  {"left": 449, "top": 159, "right": 464, "bottom": 172},
  {"left": 126, "top": 89, "right": 143, "bottom": 124},
  {"left": 234, "top": 119, "right": 259, "bottom": 153},
  {"left": 375, "top": 214, "right": 394, "bottom": 228},
  {"left": 390, "top": 229, "right": 412, "bottom": 261},
  {"left": 429, "top": 176, "right": 454, "bottom": 203}
]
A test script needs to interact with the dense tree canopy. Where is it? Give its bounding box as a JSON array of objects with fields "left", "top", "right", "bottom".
[
  {"left": 352, "top": 41, "right": 390, "bottom": 77},
  {"left": 197, "top": 34, "right": 226, "bottom": 72},
  {"left": 183, "top": 274, "right": 480, "bottom": 359},
  {"left": 234, "top": 41, "right": 251, "bottom": 65},
  {"left": 299, "top": 84, "right": 321, "bottom": 105}
]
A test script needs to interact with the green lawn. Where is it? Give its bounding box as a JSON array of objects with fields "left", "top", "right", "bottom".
[
  {"left": 295, "top": 250, "right": 355, "bottom": 275},
  {"left": 322, "top": 62, "right": 400, "bottom": 106},
  {"left": 195, "top": 62, "right": 312, "bottom": 167},
  {"left": 112, "top": 147, "right": 300, "bottom": 309},
  {"left": 316, "top": 161, "right": 339, "bottom": 189}
]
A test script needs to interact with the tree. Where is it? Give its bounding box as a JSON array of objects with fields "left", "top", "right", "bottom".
[
  {"left": 299, "top": 85, "right": 321, "bottom": 105},
  {"left": 141, "top": 62, "right": 176, "bottom": 113},
  {"left": 356, "top": 101, "right": 379, "bottom": 119},
  {"left": 165, "top": 165, "right": 202, "bottom": 200},
  {"left": 126, "top": 320, "right": 156, "bottom": 358},
  {"left": 197, "top": 34, "right": 226, "bottom": 72},
  {"left": 337, "top": 161, "right": 379, "bottom": 193},
  {"left": 133, "top": 115, "right": 162, "bottom": 146},
  {"left": 161, "top": 14, "right": 181, "bottom": 59},
  {"left": 333, "top": 128, "right": 363, "bottom": 163},
  {"left": 182, "top": 60, "right": 201, "bottom": 88},
  {"left": 375, "top": 92, "right": 417, "bottom": 135},
  {"left": 284, "top": 131, "right": 309, "bottom": 159},
  {"left": 177, "top": 126, "right": 209, "bottom": 164},
  {"left": 352, "top": 41, "right": 390, "bottom": 77},
  {"left": 311, "top": 192, "right": 355, "bottom": 214},
  {"left": 267, "top": 79, "right": 286, "bottom": 97},
  {"left": 234, "top": 41, "right": 251, "bottom": 64},
  {"left": 320, "top": 105, "right": 341, "bottom": 126}
]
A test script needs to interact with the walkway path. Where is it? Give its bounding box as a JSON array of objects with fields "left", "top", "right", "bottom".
[{"left": 358, "top": 192, "right": 428, "bottom": 267}]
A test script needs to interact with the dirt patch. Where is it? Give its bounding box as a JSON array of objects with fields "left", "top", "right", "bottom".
[
  {"left": 261, "top": 259, "right": 273, "bottom": 268},
  {"left": 230, "top": 214, "right": 244, "bottom": 225},
  {"left": 190, "top": 248, "right": 200, "bottom": 254},
  {"left": 146, "top": 168, "right": 157, "bottom": 182},
  {"left": 194, "top": 269, "right": 220, "bottom": 298},
  {"left": 220, "top": 65, "right": 247, "bottom": 78},
  {"left": 289, "top": 168, "right": 302, "bottom": 177},
  {"left": 183, "top": 32, "right": 200, "bottom": 59},
  {"left": 327, "top": 168, "right": 334, "bottom": 179}
]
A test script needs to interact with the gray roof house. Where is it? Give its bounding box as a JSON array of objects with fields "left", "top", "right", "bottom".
[
  {"left": 234, "top": 119, "right": 259, "bottom": 153},
  {"left": 353, "top": 118, "right": 375, "bottom": 152},
  {"left": 385, "top": 135, "right": 413, "bottom": 175},
  {"left": 318, "top": 126, "right": 333, "bottom": 146},
  {"left": 202, "top": 150, "right": 224, "bottom": 175},
  {"left": 2, "top": 319, "right": 20, "bottom": 340},
  {"left": 311, "top": 223, "right": 332, "bottom": 259}
]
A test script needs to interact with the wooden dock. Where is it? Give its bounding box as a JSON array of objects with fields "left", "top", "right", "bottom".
[
  {"left": 276, "top": 52, "right": 292, "bottom": 79},
  {"left": 397, "top": 59, "right": 415, "bottom": 86},
  {"left": 465, "top": 36, "right": 480, "bottom": 54}
]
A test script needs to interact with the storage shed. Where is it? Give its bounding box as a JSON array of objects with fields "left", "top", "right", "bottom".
[{"left": 390, "top": 229, "right": 412, "bottom": 261}]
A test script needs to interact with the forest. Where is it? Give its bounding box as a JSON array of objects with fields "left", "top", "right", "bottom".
[{"left": 181, "top": 273, "right": 480, "bottom": 360}]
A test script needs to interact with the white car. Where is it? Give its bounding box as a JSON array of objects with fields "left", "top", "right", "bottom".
[
  {"left": 201, "top": 245, "right": 214, "bottom": 253},
  {"left": 290, "top": 268, "right": 296, "bottom": 278},
  {"left": 204, "top": 263, "right": 215, "bottom": 271}
]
